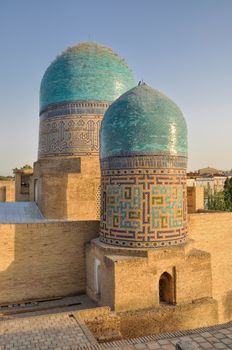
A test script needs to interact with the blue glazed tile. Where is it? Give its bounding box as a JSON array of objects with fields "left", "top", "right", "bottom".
[
  {"left": 100, "top": 83, "right": 188, "bottom": 158},
  {"left": 40, "top": 42, "right": 135, "bottom": 112}
]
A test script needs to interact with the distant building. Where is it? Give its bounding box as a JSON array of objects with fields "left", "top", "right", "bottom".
[
  {"left": 187, "top": 186, "right": 204, "bottom": 213},
  {"left": 187, "top": 173, "right": 227, "bottom": 192},
  {"left": 198, "top": 166, "right": 223, "bottom": 175},
  {"left": 13, "top": 167, "right": 33, "bottom": 202},
  {"left": 0, "top": 179, "right": 15, "bottom": 202}
]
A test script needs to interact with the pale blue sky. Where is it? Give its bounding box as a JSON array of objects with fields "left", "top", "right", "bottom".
[{"left": 0, "top": 0, "right": 232, "bottom": 175}]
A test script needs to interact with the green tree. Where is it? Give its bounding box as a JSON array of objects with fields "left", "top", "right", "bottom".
[
  {"left": 21, "top": 164, "right": 32, "bottom": 170},
  {"left": 224, "top": 178, "right": 232, "bottom": 211},
  {"left": 205, "top": 184, "right": 226, "bottom": 211}
]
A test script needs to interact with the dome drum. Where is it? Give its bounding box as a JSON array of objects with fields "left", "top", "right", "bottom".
[
  {"left": 99, "top": 157, "right": 188, "bottom": 248},
  {"left": 38, "top": 100, "right": 111, "bottom": 159}
]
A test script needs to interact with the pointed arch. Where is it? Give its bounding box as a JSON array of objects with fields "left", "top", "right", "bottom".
[{"left": 159, "top": 272, "right": 174, "bottom": 304}]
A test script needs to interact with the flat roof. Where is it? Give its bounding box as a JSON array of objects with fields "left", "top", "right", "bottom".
[{"left": 0, "top": 202, "right": 46, "bottom": 223}]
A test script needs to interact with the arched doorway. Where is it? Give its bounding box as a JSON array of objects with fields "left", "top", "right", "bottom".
[{"left": 159, "top": 272, "right": 174, "bottom": 304}]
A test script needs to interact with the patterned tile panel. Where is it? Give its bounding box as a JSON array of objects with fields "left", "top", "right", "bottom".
[
  {"left": 38, "top": 114, "right": 102, "bottom": 158},
  {"left": 101, "top": 155, "right": 187, "bottom": 171},
  {"left": 40, "top": 101, "right": 110, "bottom": 120},
  {"left": 100, "top": 171, "right": 188, "bottom": 248}
]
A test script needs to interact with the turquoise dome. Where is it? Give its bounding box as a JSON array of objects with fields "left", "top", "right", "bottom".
[
  {"left": 100, "top": 83, "right": 187, "bottom": 159},
  {"left": 40, "top": 42, "right": 135, "bottom": 112}
]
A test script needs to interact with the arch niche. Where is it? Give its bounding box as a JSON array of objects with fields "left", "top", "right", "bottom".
[
  {"left": 159, "top": 272, "right": 174, "bottom": 304},
  {"left": 94, "top": 258, "right": 101, "bottom": 295}
]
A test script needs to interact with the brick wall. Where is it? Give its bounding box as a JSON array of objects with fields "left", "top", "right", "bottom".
[
  {"left": 0, "top": 221, "right": 99, "bottom": 303},
  {"left": 189, "top": 212, "right": 232, "bottom": 323},
  {"left": 33, "top": 156, "right": 100, "bottom": 220},
  {"left": 78, "top": 307, "right": 121, "bottom": 342},
  {"left": 86, "top": 240, "right": 213, "bottom": 313},
  {"left": 0, "top": 181, "right": 15, "bottom": 202},
  {"left": 187, "top": 186, "right": 204, "bottom": 213},
  {"left": 77, "top": 299, "right": 218, "bottom": 341},
  {"left": 118, "top": 298, "right": 218, "bottom": 339},
  {"left": 0, "top": 210, "right": 232, "bottom": 328}
]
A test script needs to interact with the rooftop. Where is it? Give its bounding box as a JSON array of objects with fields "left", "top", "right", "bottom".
[{"left": 0, "top": 202, "right": 45, "bottom": 223}]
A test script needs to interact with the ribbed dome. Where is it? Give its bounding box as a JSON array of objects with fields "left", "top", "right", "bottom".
[
  {"left": 100, "top": 83, "right": 187, "bottom": 159},
  {"left": 40, "top": 42, "right": 135, "bottom": 112}
]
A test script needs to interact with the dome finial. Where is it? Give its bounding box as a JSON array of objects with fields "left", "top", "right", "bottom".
[{"left": 138, "top": 79, "right": 146, "bottom": 86}]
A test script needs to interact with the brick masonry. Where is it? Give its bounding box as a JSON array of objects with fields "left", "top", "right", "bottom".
[
  {"left": 0, "top": 212, "right": 232, "bottom": 328},
  {"left": 0, "top": 181, "right": 15, "bottom": 202},
  {"left": 33, "top": 156, "right": 101, "bottom": 220},
  {"left": 0, "top": 221, "right": 99, "bottom": 303},
  {"left": 190, "top": 212, "right": 232, "bottom": 324}
]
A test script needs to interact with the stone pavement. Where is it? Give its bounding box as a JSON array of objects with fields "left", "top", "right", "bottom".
[
  {"left": 98, "top": 323, "right": 232, "bottom": 350},
  {"left": 1, "top": 311, "right": 232, "bottom": 349},
  {"left": 0, "top": 313, "right": 93, "bottom": 349}
]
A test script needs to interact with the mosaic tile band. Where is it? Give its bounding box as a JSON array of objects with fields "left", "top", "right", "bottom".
[
  {"left": 101, "top": 155, "right": 187, "bottom": 171},
  {"left": 40, "top": 101, "right": 110, "bottom": 120},
  {"left": 100, "top": 236, "right": 188, "bottom": 248},
  {"left": 99, "top": 170, "right": 188, "bottom": 248},
  {"left": 38, "top": 114, "right": 102, "bottom": 158}
]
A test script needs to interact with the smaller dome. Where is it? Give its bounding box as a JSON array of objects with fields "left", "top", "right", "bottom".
[{"left": 100, "top": 83, "right": 187, "bottom": 159}]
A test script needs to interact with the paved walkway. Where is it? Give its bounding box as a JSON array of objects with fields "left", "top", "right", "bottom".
[
  {"left": 0, "top": 313, "right": 91, "bottom": 349},
  {"left": 1, "top": 311, "right": 232, "bottom": 349},
  {"left": 100, "top": 323, "right": 232, "bottom": 350}
]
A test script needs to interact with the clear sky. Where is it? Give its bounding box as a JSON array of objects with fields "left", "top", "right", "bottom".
[{"left": 0, "top": 0, "right": 232, "bottom": 175}]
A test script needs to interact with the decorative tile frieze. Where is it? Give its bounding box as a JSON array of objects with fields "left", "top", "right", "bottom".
[
  {"left": 100, "top": 170, "right": 188, "bottom": 248},
  {"left": 40, "top": 101, "right": 110, "bottom": 120},
  {"left": 38, "top": 114, "right": 102, "bottom": 158},
  {"left": 101, "top": 154, "right": 187, "bottom": 171}
]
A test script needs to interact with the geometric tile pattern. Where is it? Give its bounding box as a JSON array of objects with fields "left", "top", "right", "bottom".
[
  {"left": 39, "top": 114, "right": 102, "bottom": 158},
  {"left": 40, "top": 101, "right": 110, "bottom": 120},
  {"left": 95, "top": 185, "right": 101, "bottom": 218},
  {"left": 100, "top": 170, "right": 188, "bottom": 248},
  {"left": 101, "top": 154, "right": 187, "bottom": 171},
  {"left": 38, "top": 101, "right": 110, "bottom": 158}
]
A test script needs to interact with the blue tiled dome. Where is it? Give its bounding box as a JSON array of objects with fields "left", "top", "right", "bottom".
[
  {"left": 40, "top": 42, "right": 135, "bottom": 112},
  {"left": 100, "top": 83, "right": 187, "bottom": 159}
]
